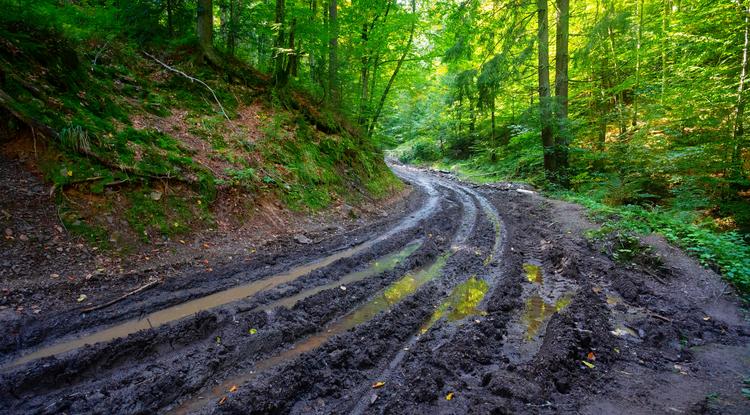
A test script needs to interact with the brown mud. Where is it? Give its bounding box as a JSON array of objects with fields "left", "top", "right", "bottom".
[{"left": 0, "top": 164, "right": 748, "bottom": 415}]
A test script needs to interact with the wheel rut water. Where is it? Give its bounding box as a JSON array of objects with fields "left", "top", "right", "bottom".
[{"left": 1, "top": 171, "right": 442, "bottom": 371}]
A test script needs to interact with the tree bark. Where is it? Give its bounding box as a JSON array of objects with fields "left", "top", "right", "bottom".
[
  {"left": 733, "top": 2, "right": 750, "bottom": 175},
  {"left": 554, "top": 0, "right": 569, "bottom": 181},
  {"left": 166, "top": 0, "right": 174, "bottom": 37},
  {"left": 537, "top": 0, "right": 555, "bottom": 175},
  {"left": 274, "top": 0, "right": 288, "bottom": 86},
  {"left": 328, "top": 0, "right": 339, "bottom": 104},
  {"left": 197, "top": 0, "right": 220, "bottom": 64},
  {"left": 633, "top": 0, "right": 643, "bottom": 127}
]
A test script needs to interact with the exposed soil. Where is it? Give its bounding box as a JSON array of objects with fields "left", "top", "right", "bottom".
[{"left": 1, "top": 163, "right": 748, "bottom": 415}]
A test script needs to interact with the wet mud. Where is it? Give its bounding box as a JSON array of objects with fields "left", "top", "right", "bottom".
[{"left": 1, "top": 165, "right": 748, "bottom": 415}]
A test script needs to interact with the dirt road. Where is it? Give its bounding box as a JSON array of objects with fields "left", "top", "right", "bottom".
[{"left": 1, "top": 164, "right": 748, "bottom": 414}]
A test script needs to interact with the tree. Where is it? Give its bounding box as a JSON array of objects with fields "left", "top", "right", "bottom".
[
  {"left": 274, "top": 0, "right": 287, "bottom": 86},
  {"left": 537, "top": 0, "right": 555, "bottom": 174},
  {"left": 554, "top": 0, "right": 569, "bottom": 182},
  {"left": 197, "top": 0, "right": 220, "bottom": 64},
  {"left": 328, "top": 0, "right": 339, "bottom": 104},
  {"left": 733, "top": 1, "right": 750, "bottom": 177}
]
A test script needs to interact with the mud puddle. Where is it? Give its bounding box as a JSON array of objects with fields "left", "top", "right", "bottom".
[
  {"left": 260, "top": 240, "right": 423, "bottom": 311},
  {"left": 421, "top": 276, "right": 489, "bottom": 333},
  {"left": 171, "top": 253, "right": 450, "bottom": 414},
  {"left": 502, "top": 261, "right": 576, "bottom": 363},
  {"left": 3, "top": 241, "right": 425, "bottom": 370}
]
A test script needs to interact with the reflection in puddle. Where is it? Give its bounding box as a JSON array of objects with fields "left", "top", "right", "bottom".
[
  {"left": 345, "top": 253, "right": 449, "bottom": 326},
  {"left": 524, "top": 263, "right": 543, "bottom": 284},
  {"left": 171, "top": 252, "right": 450, "bottom": 415},
  {"left": 4, "top": 241, "right": 424, "bottom": 370},
  {"left": 265, "top": 240, "right": 423, "bottom": 311},
  {"left": 421, "top": 276, "right": 489, "bottom": 332},
  {"left": 521, "top": 293, "right": 572, "bottom": 340}
]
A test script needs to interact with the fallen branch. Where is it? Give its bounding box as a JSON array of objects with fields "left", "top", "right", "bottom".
[
  {"left": 143, "top": 51, "right": 230, "bottom": 121},
  {"left": 80, "top": 279, "right": 160, "bottom": 314}
]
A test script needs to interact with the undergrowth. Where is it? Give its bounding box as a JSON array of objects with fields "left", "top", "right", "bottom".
[{"left": 0, "top": 0, "right": 400, "bottom": 246}]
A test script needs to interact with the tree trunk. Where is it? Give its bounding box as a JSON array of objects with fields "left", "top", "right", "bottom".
[
  {"left": 554, "top": 0, "right": 569, "bottom": 181},
  {"left": 733, "top": 2, "right": 750, "bottom": 175},
  {"left": 197, "top": 0, "right": 220, "bottom": 64},
  {"left": 661, "top": 0, "right": 670, "bottom": 102},
  {"left": 328, "top": 0, "right": 339, "bottom": 104},
  {"left": 285, "top": 18, "right": 297, "bottom": 79},
  {"left": 633, "top": 0, "right": 643, "bottom": 127},
  {"left": 358, "top": 24, "right": 370, "bottom": 126},
  {"left": 166, "top": 0, "right": 174, "bottom": 37},
  {"left": 274, "top": 0, "right": 287, "bottom": 86},
  {"left": 537, "top": 0, "right": 555, "bottom": 175}
]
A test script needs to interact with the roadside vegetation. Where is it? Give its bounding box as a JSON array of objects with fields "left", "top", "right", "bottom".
[
  {"left": 386, "top": 0, "right": 750, "bottom": 298},
  {"left": 0, "top": 0, "right": 404, "bottom": 249}
]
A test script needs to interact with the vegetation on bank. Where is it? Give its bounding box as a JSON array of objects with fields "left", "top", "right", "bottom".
[{"left": 0, "top": 0, "right": 401, "bottom": 248}]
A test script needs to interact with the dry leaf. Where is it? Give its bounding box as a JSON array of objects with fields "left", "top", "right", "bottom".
[
  {"left": 218, "top": 396, "right": 227, "bottom": 405},
  {"left": 76, "top": 294, "right": 87, "bottom": 303},
  {"left": 372, "top": 381, "right": 385, "bottom": 389},
  {"left": 582, "top": 360, "right": 595, "bottom": 369},
  {"left": 587, "top": 351, "right": 596, "bottom": 361},
  {"left": 446, "top": 392, "right": 455, "bottom": 401},
  {"left": 229, "top": 385, "right": 238, "bottom": 393}
]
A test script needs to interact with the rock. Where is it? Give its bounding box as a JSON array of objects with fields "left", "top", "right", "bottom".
[
  {"left": 294, "top": 234, "right": 312, "bottom": 244},
  {"left": 150, "top": 191, "right": 163, "bottom": 201}
]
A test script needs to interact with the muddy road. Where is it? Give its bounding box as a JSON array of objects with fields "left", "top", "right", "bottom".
[{"left": 1, "top": 164, "right": 748, "bottom": 414}]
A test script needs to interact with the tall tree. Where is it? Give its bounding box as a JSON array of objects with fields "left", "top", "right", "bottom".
[
  {"left": 328, "top": 0, "right": 339, "bottom": 104},
  {"left": 537, "top": 0, "right": 555, "bottom": 174},
  {"left": 197, "top": 0, "right": 220, "bottom": 64},
  {"left": 554, "top": 0, "right": 569, "bottom": 181},
  {"left": 733, "top": 0, "right": 750, "bottom": 175},
  {"left": 274, "top": 0, "right": 287, "bottom": 86}
]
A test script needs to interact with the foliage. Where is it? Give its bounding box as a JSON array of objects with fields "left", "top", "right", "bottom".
[{"left": 562, "top": 193, "right": 750, "bottom": 300}]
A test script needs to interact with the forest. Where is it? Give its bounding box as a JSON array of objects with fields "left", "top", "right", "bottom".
[{"left": 1, "top": 1, "right": 749, "bottom": 413}]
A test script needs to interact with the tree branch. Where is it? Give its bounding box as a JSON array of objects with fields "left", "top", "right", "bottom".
[{"left": 143, "top": 51, "right": 230, "bottom": 121}]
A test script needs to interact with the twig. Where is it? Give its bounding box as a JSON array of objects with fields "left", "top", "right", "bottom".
[
  {"left": 649, "top": 312, "right": 673, "bottom": 323},
  {"left": 80, "top": 279, "right": 160, "bottom": 313},
  {"left": 143, "top": 51, "right": 230, "bottom": 121},
  {"left": 91, "top": 39, "right": 110, "bottom": 69}
]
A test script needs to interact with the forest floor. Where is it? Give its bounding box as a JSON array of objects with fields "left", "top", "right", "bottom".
[{"left": 1, "top": 162, "right": 749, "bottom": 415}]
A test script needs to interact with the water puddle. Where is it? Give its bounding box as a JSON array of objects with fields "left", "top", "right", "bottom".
[
  {"left": 521, "top": 293, "right": 573, "bottom": 340},
  {"left": 3, "top": 241, "right": 424, "bottom": 370},
  {"left": 421, "top": 276, "right": 489, "bottom": 332},
  {"left": 524, "top": 263, "right": 543, "bottom": 284},
  {"left": 262, "top": 240, "right": 422, "bottom": 311},
  {"left": 171, "top": 252, "right": 450, "bottom": 414}
]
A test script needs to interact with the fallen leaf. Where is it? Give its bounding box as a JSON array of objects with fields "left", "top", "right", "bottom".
[
  {"left": 340, "top": 285, "right": 347, "bottom": 291},
  {"left": 248, "top": 328, "right": 257, "bottom": 335},
  {"left": 218, "top": 396, "right": 227, "bottom": 405},
  {"left": 702, "top": 316, "right": 711, "bottom": 321},
  {"left": 215, "top": 336, "right": 221, "bottom": 344},
  {"left": 67, "top": 170, "right": 73, "bottom": 177},
  {"left": 372, "top": 381, "right": 385, "bottom": 389},
  {"left": 446, "top": 392, "right": 455, "bottom": 401},
  {"left": 587, "top": 351, "right": 596, "bottom": 361},
  {"left": 592, "top": 286, "right": 603, "bottom": 294},
  {"left": 582, "top": 360, "right": 595, "bottom": 369},
  {"left": 76, "top": 294, "right": 88, "bottom": 303},
  {"left": 229, "top": 385, "right": 238, "bottom": 393}
]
